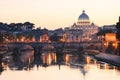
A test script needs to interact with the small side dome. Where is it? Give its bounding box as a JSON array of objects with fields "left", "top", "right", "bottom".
[{"left": 91, "top": 22, "right": 95, "bottom": 26}]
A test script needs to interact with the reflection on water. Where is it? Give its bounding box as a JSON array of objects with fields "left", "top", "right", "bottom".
[
  {"left": 0, "top": 50, "right": 120, "bottom": 80},
  {"left": 41, "top": 52, "right": 56, "bottom": 65},
  {"left": 86, "top": 56, "right": 91, "bottom": 64}
]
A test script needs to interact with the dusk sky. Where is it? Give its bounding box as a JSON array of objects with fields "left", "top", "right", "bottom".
[{"left": 0, "top": 0, "right": 120, "bottom": 30}]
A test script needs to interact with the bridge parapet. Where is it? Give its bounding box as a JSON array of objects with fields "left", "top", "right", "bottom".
[{"left": 1, "top": 42, "right": 102, "bottom": 53}]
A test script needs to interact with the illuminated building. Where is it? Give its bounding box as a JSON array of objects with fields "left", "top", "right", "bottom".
[
  {"left": 62, "top": 29, "right": 83, "bottom": 42},
  {"left": 104, "top": 33, "right": 118, "bottom": 49},
  {"left": 40, "top": 34, "right": 50, "bottom": 42},
  {"left": 65, "top": 10, "right": 98, "bottom": 42}
]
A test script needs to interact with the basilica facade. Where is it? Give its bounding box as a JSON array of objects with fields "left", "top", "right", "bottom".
[{"left": 64, "top": 10, "right": 98, "bottom": 42}]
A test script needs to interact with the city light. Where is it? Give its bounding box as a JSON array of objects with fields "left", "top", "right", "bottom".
[{"left": 86, "top": 56, "right": 91, "bottom": 64}]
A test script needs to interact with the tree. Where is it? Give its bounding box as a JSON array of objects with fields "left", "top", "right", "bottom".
[
  {"left": 116, "top": 16, "right": 120, "bottom": 55},
  {"left": 96, "top": 29, "right": 113, "bottom": 36},
  {"left": 116, "top": 17, "right": 120, "bottom": 55},
  {"left": 24, "top": 22, "right": 35, "bottom": 31},
  {"left": 9, "top": 23, "right": 17, "bottom": 31},
  {"left": 0, "top": 22, "right": 9, "bottom": 31},
  {"left": 15, "top": 23, "right": 23, "bottom": 31},
  {"left": 16, "top": 33, "right": 24, "bottom": 39},
  {"left": 116, "top": 16, "right": 120, "bottom": 40},
  {"left": 26, "top": 32, "right": 34, "bottom": 40},
  {"left": 0, "top": 33, "right": 3, "bottom": 42},
  {"left": 49, "top": 35, "right": 61, "bottom": 42},
  {"left": 4, "top": 32, "right": 15, "bottom": 41}
]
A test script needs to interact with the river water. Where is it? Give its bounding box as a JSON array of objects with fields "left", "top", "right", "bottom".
[{"left": 0, "top": 50, "right": 120, "bottom": 80}]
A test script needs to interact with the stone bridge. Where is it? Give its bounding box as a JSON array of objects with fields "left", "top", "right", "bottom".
[{"left": 1, "top": 41, "right": 102, "bottom": 55}]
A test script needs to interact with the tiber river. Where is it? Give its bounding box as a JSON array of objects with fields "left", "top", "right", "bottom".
[{"left": 0, "top": 50, "right": 120, "bottom": 80}]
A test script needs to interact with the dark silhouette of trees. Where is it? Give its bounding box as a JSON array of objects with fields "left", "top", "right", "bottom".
[
  {"left": 0, "top": 33, "right": 3, "bottom": 42},
  {"left": 0, "top": 22, "right": 9, "bottom": 31},
  {"left": 96, "top": 29, "right": 113, "bottom": 36},
  {"left": 49, "top": 35, "right": 61, "bottom": 42},
  {"left": 4, "top": 32, "right": 13, "bottom": 41},
  {"left": 105, "top": 42, "right": 114, "bottom": 54},
  {"left": 16, "top": 33, "right": 24, "bottom": 40},
  {"left": 15, "top": 23, "right": 23, "bottom": 31},
  {"left": 116, "top": 17, "right": 120, "bottom": 40},
  {"left": 116, "top": 17, "right": 120, "bottom": 55},
  {"left": 9, "top": 23, "right": 17, "bottom": 31},
  {"left": 0, "top": 22, "right": 34, "bottom": 31},
  {"left": 24, "top": 22, "right": 35, "bottom": 31},
  {"left": 26, "top": 32, "right": 34, "bottom": 40}
]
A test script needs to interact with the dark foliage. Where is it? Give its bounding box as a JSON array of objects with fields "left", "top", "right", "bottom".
[
  {"left": 0, "top": 22, "right": 34, "bottom": 31},
  {"left": 96, "top": 29, "right": 113, "bottom": 36},
  {"left": 116, "top": 17, "right": 120, "bottom": 40},
  {"left": 0, "top": 33, "right": 3, "bottom": 42},
  {"left": 49, "top": 35, "right": 61, "bottom": 42}
]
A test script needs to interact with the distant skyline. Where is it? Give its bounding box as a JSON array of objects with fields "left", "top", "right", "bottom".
[{"left": 0, "top": 0, "right": 120, "bottom": 30}]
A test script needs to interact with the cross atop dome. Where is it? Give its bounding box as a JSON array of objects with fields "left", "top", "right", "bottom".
[{"left": 82, "top": 10, "right": 85, "bottom": 13}]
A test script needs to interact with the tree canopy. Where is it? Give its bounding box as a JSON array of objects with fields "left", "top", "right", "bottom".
[
  {"left": 0, "top": 33, "right": 4, "bottom": 42},
  {"left": 0, "top": 22, "right": 34, "bottom": 31},
  {"left": 116, "top": 17, "right": 120, "bottom": 40},
  {"left": 96, "top": 29, "right": 113, "bottom": 36},
  {"left": 49, "top": 35, "right": 61, "bottom": 42}
]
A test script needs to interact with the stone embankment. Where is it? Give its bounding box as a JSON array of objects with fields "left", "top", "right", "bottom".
[{"left": 95, "top": 52, "right": 120, "bottom": 67}]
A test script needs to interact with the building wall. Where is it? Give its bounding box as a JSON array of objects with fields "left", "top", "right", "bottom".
[{"left": 62, "top": 30, "right": 83, "bottom": 42}]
